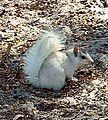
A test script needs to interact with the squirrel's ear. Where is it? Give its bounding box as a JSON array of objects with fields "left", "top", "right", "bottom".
[{"left": 73, "top": 44, "right": 79, "bottom": 57}]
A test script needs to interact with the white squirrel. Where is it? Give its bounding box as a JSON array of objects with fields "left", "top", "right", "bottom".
[{"left": 23, "top": 30, "right": 94, "bottom": 90}]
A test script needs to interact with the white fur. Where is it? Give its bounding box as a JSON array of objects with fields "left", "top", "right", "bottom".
[
  {"left": 23, "top": 30, "right": 93, "bottom": 90},
  {"left": 23, "top": 30, "right": 65, "bottom": 89}
]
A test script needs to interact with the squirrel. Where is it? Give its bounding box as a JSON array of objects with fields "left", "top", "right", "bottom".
[{"left": 23, "top": 30, "right": 94, "bottom": 90}]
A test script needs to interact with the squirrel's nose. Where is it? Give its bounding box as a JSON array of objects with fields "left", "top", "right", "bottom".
[
  {"left": 90, "top": 59, "right": 94, "bottom": 64},
  {"left": 88, "top": 57, "right": 94, "bottom": 64}
]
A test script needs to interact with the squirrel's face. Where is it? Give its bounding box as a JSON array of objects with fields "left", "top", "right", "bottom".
[
  {"left": 79, "top": 48, "right": 94, "bottom": 65},
  {"left": 72, "top": 45, "right": 94, "bottom": 66}
]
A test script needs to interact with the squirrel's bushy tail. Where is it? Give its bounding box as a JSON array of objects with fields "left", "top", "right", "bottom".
[{"left": 23, "top": 30, "right": 66, "bottom": 84}]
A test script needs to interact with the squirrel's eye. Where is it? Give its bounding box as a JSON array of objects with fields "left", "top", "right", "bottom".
[{"left": 81, "top": 56, "right": 86, "bottom": 59}]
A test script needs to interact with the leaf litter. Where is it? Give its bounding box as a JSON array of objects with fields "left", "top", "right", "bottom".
[{"left": 0, "top": 0, "right": 108, "bottom": 119}]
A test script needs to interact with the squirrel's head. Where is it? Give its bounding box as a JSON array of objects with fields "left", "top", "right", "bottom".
[
  {"left": 67, "top": 45, "right": 94, "bottom": 67},
  {"left": 73, "top": 45, "right": 94, "bottom": 66}
]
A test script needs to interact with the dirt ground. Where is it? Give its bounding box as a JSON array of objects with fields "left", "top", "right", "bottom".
[{"left": 0, "top": 0, "right": 108, "bottom": 120}]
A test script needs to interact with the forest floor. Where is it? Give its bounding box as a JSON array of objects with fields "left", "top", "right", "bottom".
[{"left": 0, "top": 0, "right": 108, "bottom": 120}]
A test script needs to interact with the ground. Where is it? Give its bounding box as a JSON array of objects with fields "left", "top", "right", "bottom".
[{"left": 0, "top": 0, "right": 108, "bottom": 120}]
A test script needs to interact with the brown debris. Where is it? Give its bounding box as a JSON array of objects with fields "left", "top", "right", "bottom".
[{"left": 0, "top": 0, "right": 108, "bottom": 119}]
